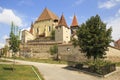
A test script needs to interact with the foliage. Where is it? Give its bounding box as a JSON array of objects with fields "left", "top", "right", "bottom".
[
  {"left": 76, "top": 15, "right": 112, "bottom": 60},
  {"left": 50, "top": 30, "right": 55, "bottom": 40},
  {"left": 9, "top": 22, "right": 20, "bottom": 54},
  {"left": 50, "top": 44, "right": 58, "bottom": 55},
  {"left": 85, "top": 60, "right": 115, "bottom": 75},
  {"left": 85, "top": 59, "right": 112, "bottom": 67},
  {"left": 9, "top": 22, "right": 21, "bottom": 71}
]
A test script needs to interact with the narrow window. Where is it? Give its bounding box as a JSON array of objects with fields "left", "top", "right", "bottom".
[
  {"left": 48, "top": 26, "right": 51, "bottom": 32},
  {"left": 37, "top": 28, "right": 39, "bottom": 34}
]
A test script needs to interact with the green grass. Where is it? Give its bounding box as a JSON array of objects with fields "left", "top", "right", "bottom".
[
  {"left": 115, "top": 62, "right": 120, "bottom": 67},
  {"left": 11, "top": 57, "right": 67, "bottom": 64},
  {"left": 0, "top": 64, "right": 44, "bottom": 80}
]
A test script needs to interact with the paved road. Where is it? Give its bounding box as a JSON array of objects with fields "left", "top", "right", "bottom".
[{"left": 1, "top": 58, "right": 120, "bottom": 80}]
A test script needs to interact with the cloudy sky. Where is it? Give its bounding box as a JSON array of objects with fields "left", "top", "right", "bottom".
[{"left": 0, "top": 0, "right": 120, "bottom": 48}]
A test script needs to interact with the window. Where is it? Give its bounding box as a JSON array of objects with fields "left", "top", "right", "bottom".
[
  {"left": 37, "top": 28, "right": 39, "bottom": 34},
  {"left": 48, "top": 26, "right": 51, "bottom": 32}
]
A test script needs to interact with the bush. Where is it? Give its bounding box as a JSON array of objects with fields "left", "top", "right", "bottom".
[
  {"left": 86, "top": 59, "right": 116, "bottom": 75},
  {"left": 75, "top": 63, "right": 83, "bottom": 69},
  {"left": 67, "top": 61, "right": 83, "bottom": 69}
]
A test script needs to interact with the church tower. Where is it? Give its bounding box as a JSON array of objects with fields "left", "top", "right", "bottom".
[
  {"left": 33, "top": 8, "right": 59, "bottom": 38},
  {"left": 70, "top": 15, "right": 79, "bottom": 34},
  {"left": 55, "top": 14, "right": 70, "bottom": 43},
  {"left": 70, "top": 15, "right": 79, "bottom": 40}
]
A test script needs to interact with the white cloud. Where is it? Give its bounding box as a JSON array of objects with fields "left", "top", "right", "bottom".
[
  {"left": 75, "top": 0, "right": 84, "bottom": 5},
  {"left": 18, "top": 0, "right": 33, "bottom": 6},
  {"left": 72, "top": 0, "right": 84, "bottom": 6},
  {"left": 106, "top": 9, "right": 120, "bottom": 41},
  {"left": 2, "top": 35, "right": 9, "bottom": 40},
  {"left": 98, "top": 0, "right": 120, "bottom": 9},
  {"left": 21, "top": 27, "right": 30, "bottom": 31},
  {"left": 69, "top": 16, "right": 73, "bottom": 20},
  {"left": 0, "top": 6, "right": 3, "bottom": 11},
  {"left": 0, "top": 42, "right": 4, "bottom": 48},
  {"left": 0, "top": 7, "right": 23, "bottom": 26},
  {"left": 115, "top": 9, "right": 120, "bottom": 16}
]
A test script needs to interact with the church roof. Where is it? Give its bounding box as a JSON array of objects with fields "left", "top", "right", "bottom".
[
  {"left": 58, "top": 14, "right": 68, "bottom": 28},
  {"left": 70, "top": 15, "right": 79, "bottom": 27},
  {"left": 36, "top": 8, "right": 59, "bottom": 21}
]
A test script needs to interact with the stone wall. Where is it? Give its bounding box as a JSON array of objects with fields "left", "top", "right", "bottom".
[
  {"left": 58, "top": 44, "right": 87, "bottom": 62},
  {"left": 106, "top": 46, "right": 120, "bottom": 62},
  {"left": 20, "top": 43, "right": 120, "bottom": 62}
]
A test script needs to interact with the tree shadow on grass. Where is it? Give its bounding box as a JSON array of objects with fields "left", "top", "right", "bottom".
[{"left": 3, "top": 67, "right": 14, "bottom": 71}]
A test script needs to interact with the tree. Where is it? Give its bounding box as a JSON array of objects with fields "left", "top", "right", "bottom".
[
  {"left": 9, "top": 22, "right": 20, "bottom": 70},
  {"left": 51, "top": 30, "right": 55, "bottom": 40},
  {"left": 50, "top": 44, "right": 59, "bottom": 60},
  {"left": 75, "top": 15, "right": 112, "bottom": 60}
]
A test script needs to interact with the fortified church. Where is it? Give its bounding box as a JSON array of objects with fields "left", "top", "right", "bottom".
[
  {"left": 4, "top": 8, "right": 120, "bottom": 62},
  {"left": 22, "top": 8, "right": 78, "bottom": 44},
  {"left": 21, "top": 8, "right": 81, "bottom": 59}
]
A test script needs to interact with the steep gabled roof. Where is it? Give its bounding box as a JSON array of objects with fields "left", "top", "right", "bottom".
[
  {"left": 36, "top": 8, "right": 59, "bottom": 21},
  {"left": 58, "top": 14, "right": 68, "bottom": 28},
  {"left": 70, "top": 15, "right": 79, "bottom": 28}
]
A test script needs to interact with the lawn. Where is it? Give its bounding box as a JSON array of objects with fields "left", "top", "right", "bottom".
[
  {"left": 0, "top": 64, "right": 44, "bottom": 80},
  {"left": 11, "top": 57, "right": 67, "bottom": 64}
]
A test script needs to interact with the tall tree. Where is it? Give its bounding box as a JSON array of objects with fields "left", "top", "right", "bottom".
[
  {"left": 75, "top": 15, "right": 112, "bottom": 60},
  {"left": 9, "top": 23, "right": 20, "bottom": 54},
  {"left": 9, "top": 22, "right": 20, "bottom": 71}
]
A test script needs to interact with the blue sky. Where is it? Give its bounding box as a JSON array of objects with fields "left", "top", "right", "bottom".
[{"left": 0, "top": 0, "right": 120, "bottom": 48}]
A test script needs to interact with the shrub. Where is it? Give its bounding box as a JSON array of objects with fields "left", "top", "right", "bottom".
[{"left": 86, "top": 59, "right": 116, "bottom": 75}]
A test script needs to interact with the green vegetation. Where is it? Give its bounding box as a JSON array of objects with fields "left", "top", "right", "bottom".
[
  {"left": 9, "top": 22, "right": 20, "bottom": 55},
  {"left": 73, "top": 14, "right": 112, "bottom": 60},
  {"left": 0, "top": 59, "right": 11, "bottom": 62},
  {"left": 9, "top": 22, "right": 21, "bottom": 70},
  {"left": 50, "top": 30, "right": 55, "bottom": 40},
  {"left": 0, "top": 64, "right": 44, "bottom": 80},
  {"left": 115, "top": 62, "right": 120, "bottom": 66},
  {"left": 10, "top": 57, "right": 67, "bottom": 64},
  {"left": 50, "top": 44, "right": 59, "bottom": 60}
]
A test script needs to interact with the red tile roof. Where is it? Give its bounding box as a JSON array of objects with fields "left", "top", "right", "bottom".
[
  {"left": 70, "top": 15, "right": 79, "bottom": 27},
  {"left": 36, "top": 8, "right": 59, "bottom": 21},
  {"left": 115, "top": 39, "right": 120, "bottom": 48},
  {"left": 57, "top": 14, "right": 69, "bottom": 28}
]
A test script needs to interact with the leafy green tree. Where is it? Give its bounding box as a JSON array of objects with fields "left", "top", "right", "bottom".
[
  {"left": 75, "top": 15, "right": 112, "bottom": 60},
  {"left": 51, "top": 30, "right": 55, "bottom": 40}
]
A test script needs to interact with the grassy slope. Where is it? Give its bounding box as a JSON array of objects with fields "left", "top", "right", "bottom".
[{"left": 0, "top": 64, "right": 43, "bottom": 80}]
